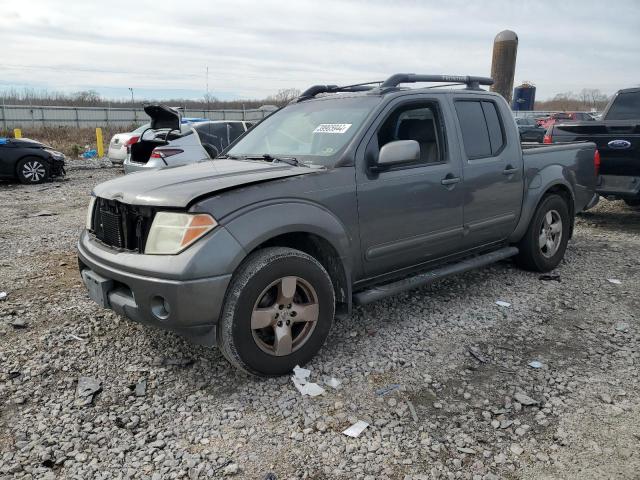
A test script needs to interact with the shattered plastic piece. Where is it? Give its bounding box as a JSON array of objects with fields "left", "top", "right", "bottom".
[
  {"left": 342, "top": 420, "right": 369, "bottom": 438},
  {"left": 29, "top": 210, "right": 57, "bottom": 217},
  {"left": 495, "top": 300, "right": 511, "bottom": 308},
  {"left": 325, "top": 377, "right": 341, "bottom": 388},
  {"left": 528, "top": 361, "right": 543, "bottom": 369},
  {"left": 407, "top": 400, "right": 419, "bottom": 422},
  {"left": 607, "top": 278, "right": 622, "bottom": 285},
  {"left": 292, "top": 376, "right": 325, "bottom": 397},
  {"left": 134, "top": 379, "right": 147, "bottom": 397},
  {"left": 0, "top": 292, "right": 6, "bottom": 301},
  {"left": 468, "top": 346, "right": 489, "bottom": 363},
  {"left": 67, "top": 334, "right": 85, "bottom": 342},
  {"left": 513, "top": 392, "right": 539, "bottom": 406},
  {"left": 375, "top": 384, "right": 401, "bottom": 396},
  {"left": 539, "top": 274, "right": 561, "bottom": 282},
  {"left": 293, "top": 365, "right": 311, "bottom": 380},
  {"left": 457, "top": 447, "right": 476, "bottom": 454}
]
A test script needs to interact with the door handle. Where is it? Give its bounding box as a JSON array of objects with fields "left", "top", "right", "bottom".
[
  {"left": 441, "top": 175, "right": 461, "bottom": 186},
  {"left": 503, "top": 165, "right": 519, "bottom": 175}
]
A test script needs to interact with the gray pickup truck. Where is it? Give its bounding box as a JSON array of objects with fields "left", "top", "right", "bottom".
[{"left": 78, "top": 73, "right": 598, "bottom": 376}]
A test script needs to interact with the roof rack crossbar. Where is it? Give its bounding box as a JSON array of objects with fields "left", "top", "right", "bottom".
[
  {"left": 297, "top": 81, "right": 382, "bottom": 102},
  {"left": 380, "top": 74, "right": 494, "bottom": 90}
]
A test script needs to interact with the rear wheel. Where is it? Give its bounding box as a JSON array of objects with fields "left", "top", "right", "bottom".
[
  {"left": 515, "top": 194, "right": 570, "bottom": 272},
  {"left": 17, "top": 157, "right": 49, "bottom": 184},
  {"left": 218, "top": 247, "right": 335, "bottom": 376}
]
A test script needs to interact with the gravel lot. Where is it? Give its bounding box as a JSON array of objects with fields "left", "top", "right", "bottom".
[{"left": 1, "top": 163, "right": 639, "bottom": 480}]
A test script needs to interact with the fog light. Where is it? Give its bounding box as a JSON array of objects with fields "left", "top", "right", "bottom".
[{"left": 151, "top": 296, "right": 170, "bottom": 320}]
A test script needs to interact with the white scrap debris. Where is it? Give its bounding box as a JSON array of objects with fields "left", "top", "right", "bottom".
[
  {"left": 291, "top": 365, "right": 325, "bottom": 397},
  {"left": 528, "top": 361, "right": 543, "bottom": 369},
  {"left": 342, "top": 420, "right": 369, "bottom": 438},
  {"left": 495, "top": 300, "right": 511, "bottom": 308},
  {"left": 293, "top": 365, "right": 311, "bottom": 380},
  {"left": 0, "top": 292, "right": 6, "bottom": 301},
  {"left": 325, "top": 377, "right": 341, "bottom": 389},
  {"left": 607, "top": 279, "right": 622, "bottom": 285}
]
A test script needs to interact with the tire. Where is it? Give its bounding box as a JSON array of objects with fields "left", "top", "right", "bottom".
[
  {"left": 623, "top": 197, "right": 640, "bottom": 208},
  {"left": 16, "top": 157, "right": 49, "bottom": 184},
  {"left": 218, "top": 247, "right": 335, "bottom": 376},
  {"left": 515, "top": 194, "right": 570, "bottom": 272}
]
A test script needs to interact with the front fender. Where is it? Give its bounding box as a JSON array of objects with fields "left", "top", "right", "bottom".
[
  {"left": 509, "top": 165, "right": 575, "bottom": 243},
  {"left": 219, "top": 199, "right": 354, "bottom": 277}
]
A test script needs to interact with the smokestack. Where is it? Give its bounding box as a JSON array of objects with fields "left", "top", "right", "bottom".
[{"left": 490, "top": 30, "right": 518, "bottom": 104}]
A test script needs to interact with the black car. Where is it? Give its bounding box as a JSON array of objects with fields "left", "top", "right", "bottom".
[
  {"left": 0, "top": 137, "right": 66, "bottom": 184},
  {"left": 515, "top": 117, "right": 545, "bottom": 143}
]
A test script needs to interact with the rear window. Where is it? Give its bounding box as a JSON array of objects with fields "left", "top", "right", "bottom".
[
  {"left": 455, "top": 100, "right": 505, "bottom": 159},
  {"left": 606, "top": 92, "right": 640, "bottom": 120}
]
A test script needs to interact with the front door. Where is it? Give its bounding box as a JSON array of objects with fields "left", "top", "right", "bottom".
[{"left": 356, "top": 98, "right": 464, "bottom": 278}]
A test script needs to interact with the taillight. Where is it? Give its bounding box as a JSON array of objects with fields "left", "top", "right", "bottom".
[
  {"left": 124, "top": 135, "right": 139, "bottom": 146},
  {"left": 594, "top": 149, "right": 601, "bottom": 176},
  {"left": 543, "top": 134, "right": 552, "bottom": 144},
  {"left": 150, "top": 148, "right": 184, "bottom": 159}
]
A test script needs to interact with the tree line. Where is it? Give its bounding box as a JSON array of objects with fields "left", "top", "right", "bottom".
[
  {"left": 534, "top": 88, "right": 610, "bottom": 112},
  {"left": 0, "top": 86, "right": 612, "bottom": 112},
  {"left": 0, "top": 88, "right": 302, "bottom": 109}
]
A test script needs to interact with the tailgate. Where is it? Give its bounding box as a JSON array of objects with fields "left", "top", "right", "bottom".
[{"left": 553, "top": 121, "right": 640, "bottom": 176}]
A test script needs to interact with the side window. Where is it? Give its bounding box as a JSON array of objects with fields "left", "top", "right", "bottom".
[
  {"left": 481, "top": 101, "right": 505, "bottom": 154},
  {"left": 455, "top": 101, "right": 491, "bottom": 158},
  {"left": 376, "top": 103, "right": 443, "bottom": 165},
  {"left": 455, "top": 100, "right": 505, "bottom": 159}
]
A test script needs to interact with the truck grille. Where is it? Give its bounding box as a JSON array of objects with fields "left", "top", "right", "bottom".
[{"left": 91, "top": 198, "right": 155, "bottom": 252}]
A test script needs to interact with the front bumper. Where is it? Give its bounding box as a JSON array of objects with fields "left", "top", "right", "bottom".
[{"left": 77, "top": 228, "right": 245, "bottom": 346}]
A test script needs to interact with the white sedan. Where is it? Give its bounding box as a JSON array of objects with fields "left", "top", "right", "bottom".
[{"left": 107, "top": 123, "right": 149, "bottom": 165}]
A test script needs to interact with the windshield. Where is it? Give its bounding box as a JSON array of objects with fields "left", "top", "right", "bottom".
[{"left": 226, "top": 96, "right": 380, "bottom": 166}]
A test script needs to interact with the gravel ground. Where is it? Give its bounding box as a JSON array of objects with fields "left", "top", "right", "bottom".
[{"left": 1, "top": 163, "right": 639, "bottom": 480}]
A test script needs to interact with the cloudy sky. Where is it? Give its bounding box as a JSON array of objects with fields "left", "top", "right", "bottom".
[{"left": 1, "top": 0, "right": 638, "bottom": 101}]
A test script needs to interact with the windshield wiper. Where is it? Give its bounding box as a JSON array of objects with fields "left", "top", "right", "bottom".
[{"left": 244, "top": 154, "right": 305, "bottom": 167}]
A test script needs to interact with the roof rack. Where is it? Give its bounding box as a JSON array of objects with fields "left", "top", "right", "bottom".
[
  {"left": 296, "top": 81, "right": 382, "bottom": 102},
  {"left": 380, "top": 73, "right": 494, "bottom": 91}
]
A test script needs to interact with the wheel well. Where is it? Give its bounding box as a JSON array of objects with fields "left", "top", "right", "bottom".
[
  {"left": 543, "top": 184, "right": 575, "bottom": 236},
  {"left": 250, "top": 232, "right": 350, "bottom": 315}
]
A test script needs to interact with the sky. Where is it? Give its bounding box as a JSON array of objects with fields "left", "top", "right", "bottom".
[{"left": 0, "top": 0, "right": 638, "bottom": 102}]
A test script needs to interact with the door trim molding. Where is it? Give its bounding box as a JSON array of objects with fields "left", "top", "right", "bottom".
[{"left": 365, "top": 226, "right": 464, "bottom": 261}]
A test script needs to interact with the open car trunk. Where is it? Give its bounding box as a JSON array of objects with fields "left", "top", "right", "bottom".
[{"left": 129, "top": 105, "right": 182, "bottom": 164}]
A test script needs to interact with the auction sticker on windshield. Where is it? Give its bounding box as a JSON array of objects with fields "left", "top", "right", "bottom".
[{"left": 313, "top": 123, "right": 352, "bottom": 134}]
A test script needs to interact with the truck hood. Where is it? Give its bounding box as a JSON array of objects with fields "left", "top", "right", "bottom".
[{"left": 93, "top": 159, "right": 317, "bottom": 207}]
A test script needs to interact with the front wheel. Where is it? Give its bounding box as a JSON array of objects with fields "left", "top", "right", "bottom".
[
  {"left": 515, "top": 194, "right": 570, "bottom": 272},
  {"left": 17, "top": 157, "right": 49, "bottom": 184},
  {"left": 218, "top": 247, "right": 335, "bottom": 376}
]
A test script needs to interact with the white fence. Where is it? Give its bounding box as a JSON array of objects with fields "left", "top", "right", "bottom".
[{"left": 0, "top": 105, "right": 276, "bottom": 129}]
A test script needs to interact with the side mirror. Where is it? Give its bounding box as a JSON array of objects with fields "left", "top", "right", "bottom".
[{"left": 373, "top": 140, "right": 420, "bottom": 172}]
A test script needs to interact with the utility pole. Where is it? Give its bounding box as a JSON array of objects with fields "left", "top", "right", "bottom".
[
  {"left": 206, "top": 65, "right": 210, "bottom": 114},
  {"left": 128, "top": 88, "right": 134, "bottom": 105}
]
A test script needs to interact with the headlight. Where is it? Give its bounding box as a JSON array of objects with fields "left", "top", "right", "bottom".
[
  {"left": 86, "top": 197, "right": 96, "bottom": 230},
  {"left": 44, "top": 148, "right": 65, "bottom": 160},
  {"left": 145, "top": 212, "right": 217, "bottom": 255}
]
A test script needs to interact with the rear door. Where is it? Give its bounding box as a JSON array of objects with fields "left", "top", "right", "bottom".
[
  {"left": 453, "top": 96, "right": 523, "bottom": 248},
  {"left": 356, "top": 96, "right": 464, "bottom": 278}
]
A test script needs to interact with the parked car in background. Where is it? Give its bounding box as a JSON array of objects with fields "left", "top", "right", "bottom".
[
  {"left": 123, "top": 106, "right": 253, "bottom": 174},
  {"left": 0, "top": 137, "right": 65, "bottom": 184},
  {"left": 108, "top": 117, "right": 209, "bottom": 166},
  {"left": 107, "top": 123, "right": 149, "bottom": 165},
  {"left": 79, "top": 73, "right": 597, "bottom": 375},
  {"left": 536, "top": 112, "right": 594, "bottom": 129},
  {"left": 515, "top": 117, "right": 546, "bottom": 143},
  {"left": 545, "top": 87, "right": 640, "bottom": 206}
]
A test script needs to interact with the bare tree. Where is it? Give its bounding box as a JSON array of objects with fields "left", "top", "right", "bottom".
[{"left": 267, "top": 88, "right": 302, "bottom": 107}]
